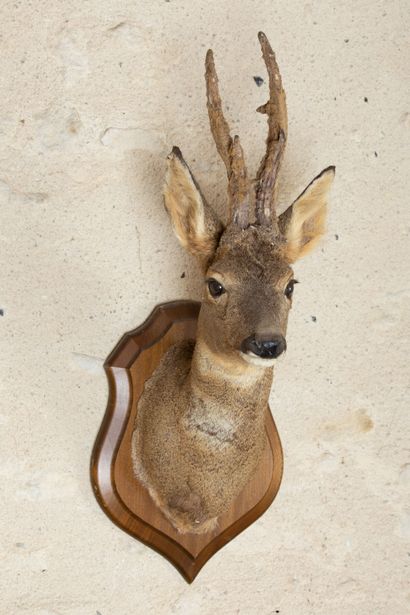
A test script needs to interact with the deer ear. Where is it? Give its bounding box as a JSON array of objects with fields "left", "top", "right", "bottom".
[
  {"left": 163, "top": 147, "right": 223, "bottom": 265},
  {"left": 278, "top": 166, "right": 335, "bottom": 262}
]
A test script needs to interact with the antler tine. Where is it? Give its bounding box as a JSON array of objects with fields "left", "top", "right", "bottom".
[
  {"left": 205, "top": 49, "right": 250, "bottom": 229},
  {"left": 254, "top": 31, "right": 288, "bottom": 227},
  {"left": 205, "top": 50, "right": 232, "bottom": 172},
  {"left": 229, "top": 135, "right": 250, "bottom": 228}
]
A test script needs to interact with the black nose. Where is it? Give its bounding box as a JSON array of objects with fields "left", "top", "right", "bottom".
[{"left": 241, "top": 335, "right": 286, "bottom": 359}]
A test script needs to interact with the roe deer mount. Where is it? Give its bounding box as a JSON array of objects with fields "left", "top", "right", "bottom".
[{"left": 132, "top": 32, "right": 335, "bottom": 534}]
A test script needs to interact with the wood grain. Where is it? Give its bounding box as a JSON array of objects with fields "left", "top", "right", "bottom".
[{"left": 90, "top": 300, "right": 284, "bottom": 582}]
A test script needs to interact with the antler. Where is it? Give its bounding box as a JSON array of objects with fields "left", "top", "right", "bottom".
[
  {"left": 254, "top": 32, "right": 288, "bottom": 227},
  {"left": 205, "top": 50, "right": 250, "bottom": 229}
]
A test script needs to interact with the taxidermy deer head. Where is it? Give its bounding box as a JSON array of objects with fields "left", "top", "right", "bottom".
[
  {"left": 164, "top": 32, "right": 335, "bottom": 365},
  {"left": 132, "top": 32, "right": 335, "bottom": 535}
]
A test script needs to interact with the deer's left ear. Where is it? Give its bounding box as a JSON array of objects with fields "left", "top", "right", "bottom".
[
  {"left": 164, "top": 147, "right": 223, "bottom": 266},
  {"left": 278, "top": 166, "right": 335, "bottom": 262}
]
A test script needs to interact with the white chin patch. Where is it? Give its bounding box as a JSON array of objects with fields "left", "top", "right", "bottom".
[{"left": 239, "top": 352, "right": 276, "bottom": 368}]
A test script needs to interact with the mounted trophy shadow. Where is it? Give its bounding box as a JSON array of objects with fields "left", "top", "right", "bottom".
[{"left": 90, "top": 300, "right": 284, "bottom": 583}]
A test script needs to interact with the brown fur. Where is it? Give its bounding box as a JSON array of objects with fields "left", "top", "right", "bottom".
[
  {"left": 132, "top": 338, "right": 271, "bottom": 533},
  {"left": 131, "top": 34, "right": 335, "bottom": 533}
]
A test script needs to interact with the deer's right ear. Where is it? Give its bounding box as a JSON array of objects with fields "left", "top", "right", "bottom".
[{"left": 163, "top": 147, "right": 223, "bottom": 265}]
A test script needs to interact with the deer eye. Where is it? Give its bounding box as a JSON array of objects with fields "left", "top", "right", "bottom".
[
  {"left": 207, "top": 278, "right": 225, "bottom": 298},
  {"left": 285, "top": 279, "right": 298, "bottom": 299}
]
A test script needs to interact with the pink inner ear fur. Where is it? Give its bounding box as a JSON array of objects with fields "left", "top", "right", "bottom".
[{"left": 284, "top": 168, "right": 335, "bottom": 262}]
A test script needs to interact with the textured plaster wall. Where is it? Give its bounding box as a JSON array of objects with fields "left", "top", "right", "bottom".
[{"left": 1, "top": 0, "right": 409, "bottom": 613}]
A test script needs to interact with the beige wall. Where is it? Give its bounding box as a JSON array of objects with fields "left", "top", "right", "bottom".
[{"left": 1, "top": 1, "right": 409, "bottom": 613}]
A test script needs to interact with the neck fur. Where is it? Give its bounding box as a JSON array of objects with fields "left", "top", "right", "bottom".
[
  {"left": 191, "top": 336, "right": 267, "bottom": 384},
  {"left": 185, "top": 336, "right": 273, "bottom": 441}
]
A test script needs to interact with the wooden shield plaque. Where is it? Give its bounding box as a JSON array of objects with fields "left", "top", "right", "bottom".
[{"left": 90, "top": 300, "right": 283, "bottom": 582}]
